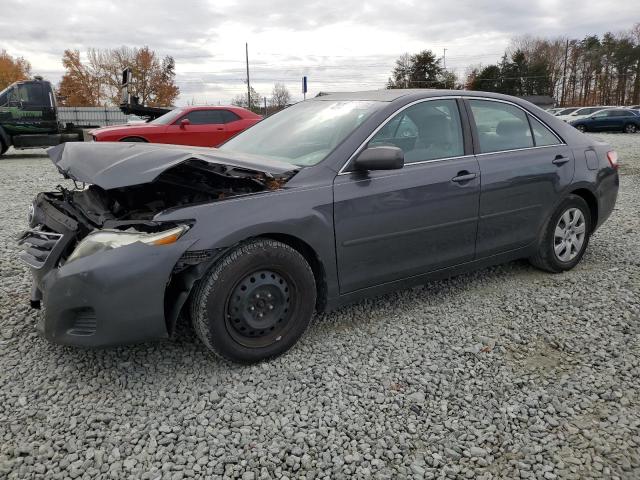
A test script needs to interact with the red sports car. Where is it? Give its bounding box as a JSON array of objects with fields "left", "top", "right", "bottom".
[{"left": 90, "top": 106, "right": 261, "bottom": 147}]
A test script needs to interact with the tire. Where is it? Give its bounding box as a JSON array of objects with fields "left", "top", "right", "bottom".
[
  {"left": 0, "top": 140, "right": 7, "bottom": 156},
  {"left": 529, "top": 194, "right": 591, "bottom": 273},
  {"left": 623, "top": 123, "right": 637, "bottom": 134},
  {"left": 119, "top": 137, "right": 147, "bottom": 142},
  {"left": 190, "top": 239, "right": 316, "bottom": 363},
  {"left": 575, "top": 124, "right": 587, "bottom": 133}
]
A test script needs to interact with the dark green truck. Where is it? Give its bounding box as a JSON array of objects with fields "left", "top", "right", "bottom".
[{"left": 0, "top": 78, "right": 88, "bottom": 156}]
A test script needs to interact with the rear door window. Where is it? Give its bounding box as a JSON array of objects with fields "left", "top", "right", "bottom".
[
  {"left": 181, "top": 110, "right": 224, "bottom": 125},
  {"left": 469, "top": 100, "right": 533, "bottom": 153},
  {"left": 220, "top": 110, "right": 241, "bottom": 123},
  {"left": 528, "top": 116, "right": 560, "bottom": 147}
]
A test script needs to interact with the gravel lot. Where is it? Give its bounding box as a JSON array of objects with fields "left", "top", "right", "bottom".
[{"left": 1, "top": 134, "right": 639, "bottom": 480}]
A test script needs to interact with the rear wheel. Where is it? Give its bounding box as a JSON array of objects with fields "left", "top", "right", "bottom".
[
  {"left": 624, "top": 123, "right": 637, "bottom": 134},
  {"left": 0, "top": 140, "right": 8, "bottom": 156},
  {"left": 190, "top": 239, "right": 316, "bottom": 363},
  {"left": 529, "top": 195, "right": 591, "bottom": 273}
]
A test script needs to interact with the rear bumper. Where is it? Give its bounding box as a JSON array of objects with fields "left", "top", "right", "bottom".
[
  {"left": 33, "top": 240, "right": 193, "bottom": 347},
  {"left": 595, "top": 169, "right": 619, "bottom": 231}
]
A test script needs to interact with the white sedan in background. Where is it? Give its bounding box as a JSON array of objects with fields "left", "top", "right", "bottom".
[{"left": 557, "top": 106, "right": 615, "bottom": 122}]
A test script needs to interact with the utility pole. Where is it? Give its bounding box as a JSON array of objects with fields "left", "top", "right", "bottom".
[
  {"left": 443, "top": 48, "right": 448, "bottom": 89},
  {"left": 263, "top": 96, "right": 267, "bottom": 116},
  {"left": 245, "top": 42, "right": 251, "bottom": 111},
  {"left": 560, "top": 39, "right": 569, "bottom": 106}
]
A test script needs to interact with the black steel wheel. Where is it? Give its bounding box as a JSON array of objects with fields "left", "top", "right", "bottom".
[
  {"left": 226, "top": 269, "right": 293, "bottom": 348},
  {"left": 190, "top": 239, "right": 316, "bottom": 363}
]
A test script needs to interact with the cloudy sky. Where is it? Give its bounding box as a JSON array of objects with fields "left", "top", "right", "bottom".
[{"left": 1, "top": 0, "right": 638, "bottom": 105}]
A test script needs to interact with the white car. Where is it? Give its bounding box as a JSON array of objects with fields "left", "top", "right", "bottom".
[
  {"left": 557, "top": 106, "right": 615, "bottom": 122},
  {"left": 553, "top": 107, "right": 580, "bottom": 117}
]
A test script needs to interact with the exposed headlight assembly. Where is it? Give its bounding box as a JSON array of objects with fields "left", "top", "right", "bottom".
[{"left": 67, "top": 225, "right": 189, "bottom": 263}]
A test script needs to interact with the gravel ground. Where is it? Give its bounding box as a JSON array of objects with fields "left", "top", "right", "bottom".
[{"left": 0, "top": 135, "right": 639, "bottom": 480}]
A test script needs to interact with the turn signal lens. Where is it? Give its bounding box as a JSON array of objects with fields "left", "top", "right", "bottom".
[
  {"left": 606, "top": 151, "right": 618, "bottom": 169},
  {"left": 146, "top": 228, "right": 185, "bottom": 246}
]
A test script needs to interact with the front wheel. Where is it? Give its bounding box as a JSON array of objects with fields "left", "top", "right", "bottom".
[
  {"left": 190, "top": 239, "right": 316, "bottom": 363},
  {"left": 575, "top": 124, "right": 587, "bottom": 133},
  {"left": 529, "top": 195, "right": 591, "bottom": 273},
  {"left": 624, "top": 123, "right": 637, "bottom": 134}
]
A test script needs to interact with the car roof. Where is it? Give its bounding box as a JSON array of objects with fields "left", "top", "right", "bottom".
[{"left": 311, "top": 89, "right": 548, "bottom": 104}]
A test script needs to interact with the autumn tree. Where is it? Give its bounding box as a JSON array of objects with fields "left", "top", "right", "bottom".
[
  {"left": 57, "top": 46, "right": 180, "bottom": 106},
  {"left": 0, "top": 50, "right": 31, "bottom": 90},
  {"left": 57, "top": 50, "right": 102, "bottom": 106},
  {"left": 269, "top": 82, "right": 291, "bottom": 111}
]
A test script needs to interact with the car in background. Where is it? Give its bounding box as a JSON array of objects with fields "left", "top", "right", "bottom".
[
  {"left": 90, "top": 106, "right": 262, "bottom": 147},
  {"left": 19, "top": 90, "right": 619, "bottom": 363},
  {"left": 546, "top": 107, "right": 564, "bottom": 115},
  {"left": 552, "top": 107, "right": 580, "bottom": 117},
  {"left": 557, "top": 106, "right": 614, "bottom": 122},
  {"left": 570, "top": 108, "right": 640, "bottom": 133}
]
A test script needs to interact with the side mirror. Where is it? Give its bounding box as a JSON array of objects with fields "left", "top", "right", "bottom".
[
  {"left": 352, "top": 146, "right": 404, "bottom": 171},
  {"left": 179, "top": 118, "right": 191, "bottom": 129}
]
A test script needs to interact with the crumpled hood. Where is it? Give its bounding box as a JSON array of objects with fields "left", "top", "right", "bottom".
[{"left": 47, "top": 142, "right": 298, "bottom": 190}]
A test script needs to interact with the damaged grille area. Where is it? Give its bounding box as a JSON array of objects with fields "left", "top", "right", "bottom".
[
  {"left": 17, "top": 227, "right": 63, "bottom": 269},
  {"left": 53, "top": 158, "right": 295, "bottom": 231}
]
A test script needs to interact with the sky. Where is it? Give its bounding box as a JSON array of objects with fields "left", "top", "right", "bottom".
[{"left": 1, "top": 0, "right": 638, "bottom": 106}]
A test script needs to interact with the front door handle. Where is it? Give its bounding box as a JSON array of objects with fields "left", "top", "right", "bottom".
[
  {"left": 552, "top": 155, "right": 569, "bottom": 166},
  {"left": 451, "top": 171, "right": 477, "bottom": 184}
]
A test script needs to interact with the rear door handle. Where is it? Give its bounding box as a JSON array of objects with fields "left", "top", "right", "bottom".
[
  {"left": 552, "top": 155, "right": 569, "bottom": 166},
  {"left": 451, "top": 172, "right": 477, "bottom": 183}
]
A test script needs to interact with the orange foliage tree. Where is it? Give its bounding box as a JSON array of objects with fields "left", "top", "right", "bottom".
[
  {"left": 0, "top": 50, "right": 31, "bottom": 90},
  {"left": 57, "top": 46, "right": 179, "bottom": 107}
]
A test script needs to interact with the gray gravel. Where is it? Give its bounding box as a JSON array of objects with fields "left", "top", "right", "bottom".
[{"left": 1, "top": 135, "right": 639, "bottom": 479}]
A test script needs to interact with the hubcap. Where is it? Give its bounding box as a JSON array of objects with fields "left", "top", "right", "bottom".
[
  {"left": 226, "top": 270, "right": 292, "bottom": 346},
  {"left": 553, "top": 207, "right": 586, "bottom": 262},
  {"left": 626, "top": 124, "right": 637, "bottom": 133}
]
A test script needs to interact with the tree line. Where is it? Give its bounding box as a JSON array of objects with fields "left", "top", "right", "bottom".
[
  {"left": 3, "top": 22, "right": 638, "bottom": 109},
  {"left": 389, "top": 23, "right": 640, "bottom": 106}
]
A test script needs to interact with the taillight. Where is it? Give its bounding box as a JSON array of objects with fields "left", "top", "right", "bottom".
[{"left": 606, "top": 151, "right": 618, "bottom": 169}]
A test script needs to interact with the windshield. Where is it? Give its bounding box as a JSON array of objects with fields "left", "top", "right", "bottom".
[
  {"left": 219, "top": 100, "right": 384, "bottom": 166},
  {"left": 557, "top": 108, "right": 577, "bottom": 115},
  {"left": 149, "top": 108, "right": 185, "bottom": 125}
]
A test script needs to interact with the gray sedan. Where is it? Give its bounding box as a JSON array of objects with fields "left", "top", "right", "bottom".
[{"left": 19, "top": 90, "right": 619, "bottom": 363}]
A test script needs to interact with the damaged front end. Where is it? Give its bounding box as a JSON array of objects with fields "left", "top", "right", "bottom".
[{"left": 17, "top": 142, "right": 298, "bottom": 346}]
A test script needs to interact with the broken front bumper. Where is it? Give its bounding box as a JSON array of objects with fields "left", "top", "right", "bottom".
[
  {"left": 19, "top": 193, "right": 199, "bottom": 347},
  {"left": 32, "top": 240, "right": 194, "bottom": 347}
]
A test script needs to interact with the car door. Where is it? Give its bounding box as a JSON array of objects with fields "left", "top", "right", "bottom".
[
  {"left": 168, "top": 109, "right": 227, "bottom": 147},
  {"left": 333, "top": 98, "right": 480, "bottom": 294},
  {"left": 467, "top": 99, "right": 575, "bottom": 257},
  {"left": 591, "top": 110, "right": 616, "bottom": 131}
]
